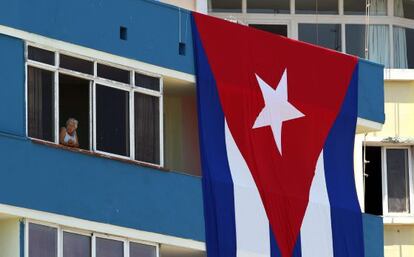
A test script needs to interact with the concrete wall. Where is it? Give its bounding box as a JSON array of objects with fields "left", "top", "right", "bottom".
[
  {"left": 385, "top": 225, "right": 414, "bottom": 257},
  {"left": 160, "top": 0, "right": 196, "bottom": 10},
  {"left": 0, "top": 218, "right": 20, "bottom": 257}
]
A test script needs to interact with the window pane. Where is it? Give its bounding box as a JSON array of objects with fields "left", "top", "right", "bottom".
[
  {"left": 250, "top": 24, "right": 288, "bottom": 37},
  {"left": 296, "top": 0, "right": 338, "bottom": 14},
  {"left": 135, "top": 73, "right": 160, "bottom": 91},
  {"left": 28, "top": 66, "right": 55, "bottom": 142},
  {"left": 96, "top": 238, "right": 123, "bottom": 257},
  {"left": 96, "top": 85, "right": 130, "bottom": 156},
  {"left": 28, "top": 46, "right": 55, "bottom": 65},
  {"left": 394, "top": 26, "right": 414, "bottom": 68},
  {"left": 247, "top": 0, "right": 289, "bottom": 14},
  {"left": 135, "top": 93, "right": 160, "bottom": 164},
  {"left": 130, "top": 242, "right": 156, "bottom": 257},
  {"left": 299, "top": 24, "right": 341, "bottom": 51},
  {"left": 346, "top": 24, "right": 390, "bottom": 67},
  {"left": 63, "top": 232, "right": 91, "bottom": 257},
  {"left": 386, "top": 149, "right": 410, "bottom": 213},
  {"left": 209, "top": 0, "right": 241, "bottom": 12},
  {"left": 59, "top": 74, "right": 91, "bottom": 150},
  {"left": 29, "top": 224, "right": 57, "bottom": 257},
  {"left": 60, "top": 54, "right": 94, "bottom": 75},
  {"left": 97, "top": 64, "right": 130, "bottom": 84},
  {"left": 344, "top": 0, "right": 387, "bottom": 15},
  {"left": 395, "top": 0, "right": 414, "bottom": 19}
]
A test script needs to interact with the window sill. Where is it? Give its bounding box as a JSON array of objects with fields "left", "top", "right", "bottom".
[
  {"left": 383, "top": 216, "right": 414, "bottom": 225},
  {"left": 30, "top": 138, "right": 169, "bottom": 172}
]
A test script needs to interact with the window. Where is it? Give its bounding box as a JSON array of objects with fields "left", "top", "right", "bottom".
[
  {"left": 209, "top": 0, "right": 241, "bottom": 13},
  {"left": 28, "top": 46, "right": 55, "bottom": 65},
  {"left": 395, "top": 0, "right": 414, "bottom": 19},
  {"left": 364, "top": 146, "right": 383, "bottom": 215},
  {"left": 346, "top": 24, "right": 390, "bottom": 67},
  {"left": 247, "top": 0, "right": 290, "bottom": 14},
  {"left": 250, "top": 24, "right": 288, "bottom": 37},
  {"left": 63, "top": 232, "right": 91, "bottom": 257},
  {"left": 96, "top": 85, "right": 130, "bottom": 157},
  {"left": 393, "top": 26, "right": 414, "bottom": 69},
  {"left": 26, "top": 45, "right": 163, "bottom": 165},
  {"left": 28, "top": 222, "right": 158, "bottom": 257},
  {"left": 386, "top": 148, "right": 411, "bottom": 213},
  {"left": 27, "top": 66, "right": 55, "bottom": 142},
  {"left": 344, "top": 0, "right": 387, "bottom": 15},
  {"left": 296, "top": 0, "right": 338, "bottom": 14},
  {"left": 299, "top": 23, "right": 341, "bottom": 51},
  {"left": 29, "top": 223, "right": 57, "bottom": 257}
]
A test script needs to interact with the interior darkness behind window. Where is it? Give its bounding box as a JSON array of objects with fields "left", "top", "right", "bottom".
[
  {"left": 28, "top": 66, "right": 55, "bottom": 142},
  {"left": 247, "top": 0, "right": 290, "bottom": 14},
  {"left": 60, "top": 54, "right": 94, "bottom": 75},
  {"left": 29, "top": 223, "right": 57, "bottom": 257},
  {"left": 209, "top": 0, "right": 241, "bottom": 12},
  {"left": 296, "top": 0, "right": 338, "bottom": 14},
  {"left": 135, "top": 73, "right": 160, "bottom": 91},
  {"left": 96, "top": 85, "right": 130, "bottom": 157},
  {"left": 28, "top": 46, "right": 55, "bottom": 65},
  {"left": 250, "top": 24, "right": 288, "bottom": 37},
  {"left": 63, "top": 232, "right": 91, "bottom": 257},
  {"left": 299, "top": 24, "right": 342, "bottom": 51},
  {"left": 97, "top": 63, "right": 130, "bottom": 84},
  {"left": 96, "top": 238, "right": 124, "bottom": 257},
  {"left": 130, "top": 242, "right": 157, "bottom": 257}
]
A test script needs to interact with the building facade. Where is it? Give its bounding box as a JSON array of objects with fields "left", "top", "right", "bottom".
[{"left": 0, "top": 0, "right": 385, "bottom": 257}]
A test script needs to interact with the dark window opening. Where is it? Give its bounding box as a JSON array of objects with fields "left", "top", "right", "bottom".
[
  {"left": 120, "top": 26, "right": 128, "bottom": 40},
  {"left": 364, "top": 146, "right": 383, "bottom": 215},
  {"left": 130, "top": 242, "right": 156, "bottom": 257},
  {"left": 97, "top": 64, "right": 130, "bottom": 84},
  {"left": 247, "top": 0, "right": 290, "bottom": 14},
  {"left": 250, "top": 24, "right": 288, "bottom": 37},
  {"left": 179, "top": 42, "right": 186, "bottom": 56},
  {"left": 60, "top": 54, "right": 94, "bottom": 75},
  {"left": 59, "top": 74, "right": 91, "bottom": 150},
  {"left": 28, "top": 46, "right": 55, "bottom": 65},
  {"left": 386, "top": 148, "right": 410, "bottom": 213},
  {"left": 135, "top": 92, "right": 160, "bottom": 164},
  {"left": 96, "top": 85, "right": 130, "bottom": 157},
  {"left": 135, "top": 73, "right": 160, "bottom": 91},
  {"left": 345, "top": 0, "right": 387, "bottom": 15},
  {"left": 209, "top": 0, "right": 242, "bottom": 12},
  {"left": 29, "top": 223, "right": 57, "bottom": 257},
  {"left": 63, "top": 232, "right": 91, "bottom": 257},
  {"left": 396, "top": 0, "right": 414, "bottom": 19},
  {"left": 296, "top": 0, "right": 338, "bottom": 14},
  {"left": 28, "top": 66, "right": 55, "bottom": 142},
  {"left": 299, "top": 24, "right": 342, "bottom": 51},
  {"left": 96, "top": 238, "right": 124, "bottom": 257}
]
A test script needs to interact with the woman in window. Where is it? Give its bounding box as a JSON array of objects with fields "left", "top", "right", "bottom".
[{"left": 60, "top": 118, "right": 79, "bottom": 148}]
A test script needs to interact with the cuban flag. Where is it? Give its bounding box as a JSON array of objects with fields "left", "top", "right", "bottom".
[{"left": 192, "top": 13, "right": 364, "bottom": 257}]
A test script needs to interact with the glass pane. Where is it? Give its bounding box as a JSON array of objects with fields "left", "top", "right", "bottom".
[
  {"left": 247, "top": 0, "right": 290, "bottom": 14},
  {"left": 135, "top": 73, "right": 160, "bottom": 91},
  {"left": 344, "top": 0, "right": 387, "bottom": 15},
  {"left": 60, "top": 54, "right": 94, "bottom": 75},
  {"left": 96, "top": 85, "right": 130, "bottom": 156},
  {"left": 386, "top": 149, "right": 410, "bottom": 213},
  {"left": 28, "top": 46, "right": 55, "bottom": 65},
  {"left": 395, "top": 0, "right": 414, "bottom": 19},
  {"left": 346, "top": 24, "right": 390, "bottom": 67},
  {"left": 96, "top": 238, "right": 123, "bottom": 257},
  {"left": 250, "top": 24, "right": 288, "bottom": 37},
  {"left": 130, "top": 242, "right": 156, "bottom": 257},
  {"left": 29, "top": 223, "right": 57, "bottom": 257},
  {"left": 97, "top": 64, "right": 130, "bottom": 84},
  {"left": 296, "top": 0, "right": 338, "bottom": 14},
  {"left": 209, "top": 0, "right": 242, "bottom": 12},
  {"left": 63, "top": 232, "right": 91, "bottom": 257},
  {"left": 59, "top": 74, "right": 91, "bottom": 150},
  {"left": 299, "top": 24, "right": 341, "bottom": 51},
  {"left": 135, "top": 93, "right": 160, "bottom": 164},
  {"left": 393, "top": 26, "right": 414, "bottom": 69},
  {"left": 28, "top": 66, "right": 55, "bottom": 142}
]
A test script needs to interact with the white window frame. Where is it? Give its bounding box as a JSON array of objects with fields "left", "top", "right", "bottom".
[
  {"left": 381, "top": 146, "right": 414, "bottom": 217},
  {"left": 25, "top": 220, "right": 160, "bottom": 257},
  {"left": 25, "top": 42, "right": 164, "bottom": 167}
]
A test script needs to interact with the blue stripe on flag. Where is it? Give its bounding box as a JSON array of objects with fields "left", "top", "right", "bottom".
[
  {"left": 270, "top": 228, "right": 302, "bottom": 257},
  {"left": 192, "top": 16, "right": 237, "bottom": 257},
  {"left": 324, "top": 63, "right": 365, "bottom": 257}
]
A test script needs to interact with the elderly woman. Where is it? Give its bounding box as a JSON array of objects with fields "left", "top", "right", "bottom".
[{"left": 60, "top": 118, "right": 79, "bottom": 148}]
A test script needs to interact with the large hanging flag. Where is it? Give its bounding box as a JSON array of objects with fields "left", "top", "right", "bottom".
[{"left": 192, "top": 12, "right": 364, "bottom": 257}]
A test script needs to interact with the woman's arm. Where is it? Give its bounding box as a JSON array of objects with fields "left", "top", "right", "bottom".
[{"left": 59, "top": 127, "right": 67, "bottom": 145}]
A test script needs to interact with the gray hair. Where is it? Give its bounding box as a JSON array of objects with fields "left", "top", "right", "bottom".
[{"left": 66, "top": 118, "right": 78, "bottom": 129}]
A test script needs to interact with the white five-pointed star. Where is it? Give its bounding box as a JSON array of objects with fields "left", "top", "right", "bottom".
[{"left": 253, "top": 69, "right": 305, "bottom": 155}]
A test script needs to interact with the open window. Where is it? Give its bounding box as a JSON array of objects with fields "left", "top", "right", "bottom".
[
  {"left": 364, "top": 146, "right": 383, "bottom": 215},
  {"left": 59, "top": 74, "right": 91, "bottom": 150}
]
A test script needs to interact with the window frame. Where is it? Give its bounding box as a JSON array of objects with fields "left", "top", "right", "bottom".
[
  {"left": 25, "top": 42, "right": 164, "bottom": 167},
  {"left": 25, "top": 220, "right": 160, "bottom": 257},
  {"left": 381, "top": 146, "right": 414, "bottom": 217}
]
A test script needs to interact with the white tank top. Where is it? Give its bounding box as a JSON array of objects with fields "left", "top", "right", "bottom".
[{"left": 64, "top": 131, "right": 77, "bottom": 143}]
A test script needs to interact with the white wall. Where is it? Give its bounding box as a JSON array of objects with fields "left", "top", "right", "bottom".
[{"left": 0, "top": 218, "right": 20, "bottom": 257}]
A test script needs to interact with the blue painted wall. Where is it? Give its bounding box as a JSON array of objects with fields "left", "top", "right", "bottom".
[
  {"left": 358, "top": 60, "right": 385, "bottom": 124},
  {"left": 0, "top": 0, "right": 194, "bottom": 74},
  {"left": 363, "top": 214, "right": 384, "bottom": 257}
]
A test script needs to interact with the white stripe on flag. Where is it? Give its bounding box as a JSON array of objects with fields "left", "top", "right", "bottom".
[
  {"left": 300, "top": 151, "right": 334, "bottom": 257},
  {"left": 225, "top": 121, "right": 271, "bottom": 257}
]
